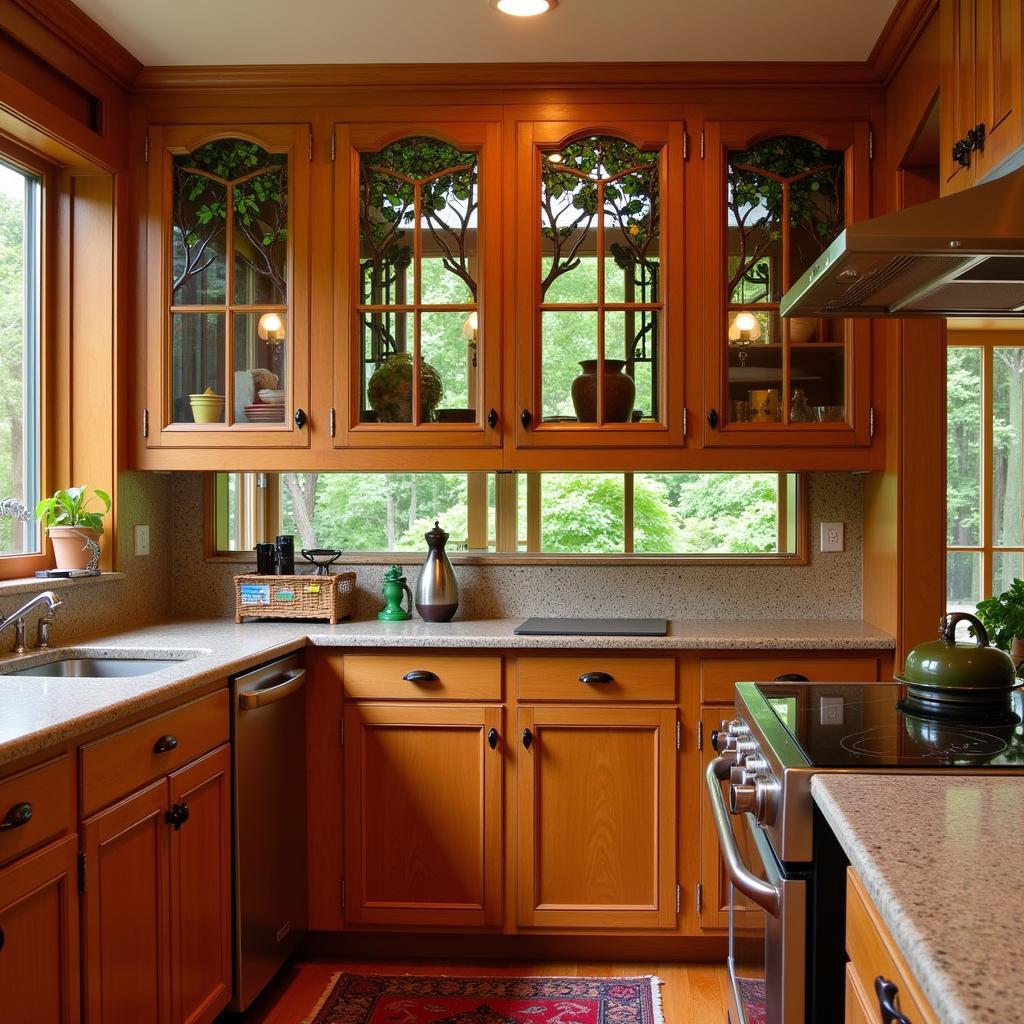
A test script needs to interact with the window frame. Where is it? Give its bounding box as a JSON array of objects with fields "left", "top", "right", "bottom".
[
  {"left": 947, "top": 328, "right": 1024, "bottom": 606},
  {"left": 0, "top": 135, "right": 55, "bottom": 581},
  {"left": 204, "top": 471, "right": 808, "bottom": 567}
]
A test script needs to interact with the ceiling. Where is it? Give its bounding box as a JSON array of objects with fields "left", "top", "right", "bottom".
[{"left": 72, "top": 0, "right": 899, "bottom": 67}]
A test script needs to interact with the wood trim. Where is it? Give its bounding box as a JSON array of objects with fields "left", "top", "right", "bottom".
[{"left": 867, "top": 0, "right": 941, "bottom": 84}]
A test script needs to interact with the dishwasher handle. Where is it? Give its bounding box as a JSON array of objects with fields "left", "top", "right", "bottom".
[
  {"left": 706, "top": 756, "right": 782, "bottom": 917},
  {"left": 238, "top": 669, "right": 306, "bottom": 710}
]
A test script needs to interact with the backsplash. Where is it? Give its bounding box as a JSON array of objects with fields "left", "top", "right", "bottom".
[{"left": 168, "top": 471, "right": 864, "bottom": 620}]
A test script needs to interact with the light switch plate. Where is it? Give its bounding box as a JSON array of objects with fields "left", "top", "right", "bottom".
[
  {"left": 134, "top": 524, "right": 150, "bottom": 557},
  {"left": 820, "top": 695, "right": 845, "bottom": 725},
  {"left": 820, "top": 522, "right": 844, "bottom": 552}
]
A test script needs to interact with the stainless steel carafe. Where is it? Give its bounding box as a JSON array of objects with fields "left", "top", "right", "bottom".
[{"left": 415, "top": 520, "right": 459, "bottom": 622}]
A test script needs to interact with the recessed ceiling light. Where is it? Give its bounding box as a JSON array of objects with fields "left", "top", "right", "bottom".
[{"left": 492, "top": 0, "right": 557, "bottom": 16}]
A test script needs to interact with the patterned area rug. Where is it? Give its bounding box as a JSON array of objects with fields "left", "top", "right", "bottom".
[
  {"left": 735, "top": 977, "right": 766, "bottom": 1024},
  {"left": 305, "top": 974, "right": 664, "bottom": 1024}
]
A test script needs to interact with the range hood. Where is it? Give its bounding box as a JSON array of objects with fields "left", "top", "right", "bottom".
[{"left": 780, "top": 165, "right": 1024, "bottom": 318}]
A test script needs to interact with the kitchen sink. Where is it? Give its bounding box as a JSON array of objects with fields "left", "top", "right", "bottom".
[{"left": 4, "top": 656, "right": 185, "bottom": 678}]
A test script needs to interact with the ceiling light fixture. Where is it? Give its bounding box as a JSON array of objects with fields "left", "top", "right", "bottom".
[{"left": 492, "top": 0, "right": 557, "bottom": 16}]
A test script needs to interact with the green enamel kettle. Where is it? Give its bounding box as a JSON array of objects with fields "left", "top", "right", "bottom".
[{"left": 378, "top": 565, "right": 413, "bottom": 621}]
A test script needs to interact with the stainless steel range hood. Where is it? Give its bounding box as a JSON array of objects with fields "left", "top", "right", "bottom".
[{"left": 780, "top": 165, "right": 1024, "bottom": 318}]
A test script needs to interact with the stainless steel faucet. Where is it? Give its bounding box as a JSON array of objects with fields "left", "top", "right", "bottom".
[{"left": 0, "top": 591, "right": 62, "bottom": 654}]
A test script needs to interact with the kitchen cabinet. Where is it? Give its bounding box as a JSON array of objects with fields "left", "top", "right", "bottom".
[
  {"left": 343, "top": 703, "right": 503, "bottom": 927},
  {"left": 513, "top": 120, "right": 686, "bottom": 449},
  {"left": 0, "top": 834, "right": 80, "bottom": 1024},
  {"left": 702, "top": 121, "right": 873, "bottom": 448},
  {"left": 940, "top": 0, "right": 1023, "bottom": 193},
  {"left": 144, "top": 124, "right": 311, "bottom": 449},
  {"left": 515, "top": 705, "right": 678, "bottom": 929},
  {"left": 333, "top": 122, "right": 503, "bottom": 448}
]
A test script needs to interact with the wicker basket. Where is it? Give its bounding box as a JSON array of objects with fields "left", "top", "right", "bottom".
[{"left": 234, "top": 572, "right": 356, "bottom": 624}]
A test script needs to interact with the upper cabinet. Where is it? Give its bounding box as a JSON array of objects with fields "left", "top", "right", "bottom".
[
  {"left": 334, "top": 123, "right": 502, "bottom": 448},
  {"left": 514, "top": 121, "right": 685, "bottom": 448},
  {"left": 940, "top": 0, "right": 1023, "bottom": 193},
  {"left": 702, "top": 122, "right": 872, "bottom": 448},
  {"left": 145, "top": 124, "right": 311, "bottom": 448}
]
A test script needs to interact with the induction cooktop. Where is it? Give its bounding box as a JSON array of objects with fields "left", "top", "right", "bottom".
[
  {"left": 750, "top": 681, "right": 1024, "bottom": 769},
  {"left": 514, "top": 617, "right": 668, "bottom": 637}
]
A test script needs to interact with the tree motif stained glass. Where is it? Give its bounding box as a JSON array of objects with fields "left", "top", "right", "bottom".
[
  {"left": 539, "top": 135, "right": 662, "bottom": 425},
  {"left": 358, "top": 137, "right": 480, "bottom": 425}
]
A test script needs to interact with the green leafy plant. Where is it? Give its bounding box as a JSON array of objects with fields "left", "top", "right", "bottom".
[
  {"left": 35, "top": 486, "right": 111, "bottom": 532},
  {"left": 367, "top": 353, "right": 444, "bottom": 423},
  {"left": 975, "top": 578, "right": 1024, "bottom": 652}
]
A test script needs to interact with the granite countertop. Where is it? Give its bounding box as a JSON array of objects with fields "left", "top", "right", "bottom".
[
  {"left": 812, "top": 774, "right": 1024, "bottom": 1024},
  {"left": 0, "top": 616, "right": 894, "bottom": 768}
]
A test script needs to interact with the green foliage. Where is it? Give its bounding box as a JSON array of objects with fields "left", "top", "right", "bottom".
[
  {"left": 36, "top": 486, "right": 111, "bottom": 531},
  {"left": 0, "top": 184, "right": 24, "bottom": 554},
  {"left": 367, "top": 353, "right": 444, "bottom": 422},
  {"left": 976, "top": 578, "right": 1024, "bottom": 652}
]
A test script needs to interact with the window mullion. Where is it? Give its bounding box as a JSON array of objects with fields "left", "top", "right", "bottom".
[
  {"left": 983, "top": 342, "right": 995, "bottom": 599},
  {"left": 623, "top": 473, "right": 634, "bottom": 554}
]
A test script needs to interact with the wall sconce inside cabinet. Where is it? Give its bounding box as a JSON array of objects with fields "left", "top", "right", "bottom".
[
  {"left": 728, "top": 311, "right": 762, "bottom": 344},
  {"left": 257, "top": 312, "right": 287, "bottom": 342}
]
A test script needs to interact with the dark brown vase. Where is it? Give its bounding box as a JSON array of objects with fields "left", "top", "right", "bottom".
[{"left": 570, "top": 359, "right": 636, "bottom": 423}]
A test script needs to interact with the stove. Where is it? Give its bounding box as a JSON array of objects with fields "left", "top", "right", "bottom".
[{"left": 707, "top": 680, "right": 1024, "bottom": 1024}]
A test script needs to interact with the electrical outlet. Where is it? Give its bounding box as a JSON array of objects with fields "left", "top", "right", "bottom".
[
  {"left": 820, "top": 696, "right": 845, "bottom": 725},
  {"left": 134, "top": 524, "right": 150, "bottom": 557},
  {"left": 820, "top": 522, "right": 844, "bottom": 552}
]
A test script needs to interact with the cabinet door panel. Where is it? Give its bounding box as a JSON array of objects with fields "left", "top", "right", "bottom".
[
  {"left": 82, "top": 779, "right": 170, "bottom": 1024},
  {"left": 975, "top": 0, "right": 1023, "bottom": 177},
  {"left": 0, "top": 835, "right": 80, "bottom": 1024},
  {"left": 941, "top": 0, "right": 978, "bottom": 193},
  {"left": 516, "top": 705, "right": 677, "bottom": 929},
  {"left": 344, "top": 704, "right": 503, "bottom": 927},
  {"left": 168, "top": 745, "right": 232, "bottom": 1024}
]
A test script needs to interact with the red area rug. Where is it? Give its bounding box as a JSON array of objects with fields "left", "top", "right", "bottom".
[{"left": 305, "top": 974, "right": 664, "bottom": 1024}]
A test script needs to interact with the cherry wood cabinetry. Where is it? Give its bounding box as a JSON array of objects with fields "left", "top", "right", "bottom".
[
  {"left": 940, "top": 0, "right": 1023, "bottom": 193},
  {"left": 0, "top": 834, "right": 80, "bottom": 1024}
]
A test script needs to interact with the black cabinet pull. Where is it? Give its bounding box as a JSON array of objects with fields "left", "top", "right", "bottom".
[
  {"left": 0, "top": 802, "right": 32, "bottom": 832},
  {"left": 0, "top": 924, "right": 4, "bottom": 953},
  {"left": 521, "top": 409, "right": 532, "bottom": 428},
  {"left": 487, "top": 728, "right": 499, "bottom": 750},
  {"left": 773, "top": 673, "right": 810, "bottom": 683},
  {"left": 966, "top": 122, "right": 986, "bottom": 153},
  {"left": 952, "top": 138, "right": 971, "bottom": 167},
  {"left": 294, "top": 408, "right": 307, "bottom": 429},
  {"left": 402, "top": 670, "right": 439, "bottom": 684},
  {"left": 166, "top": 802, "right": 190, "bottom": 831},
  {"left": 579, "top": 671, "right": 615, "bottom": 685},
  {"left": 153, "top": 734, "right": 178, "bottom": 754},
  {"left": 708, "top": 409, "right": 719, "bottom": 429},
  {"left": 488, "top": 409, "right": 499, "bottom": 428},
  {"left": 874, "top": 977, "right": 912, "bottom": 1024},
  {"left": 522, "top": 728, "right": 533, "bottom": 750}
]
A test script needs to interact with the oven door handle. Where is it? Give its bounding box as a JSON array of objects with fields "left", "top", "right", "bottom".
[{"left": 706, "top": 756, "right": 783, "bottom": 917}]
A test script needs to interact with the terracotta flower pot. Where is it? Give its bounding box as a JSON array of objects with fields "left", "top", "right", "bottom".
[
  {"left": 570, "top": 359, "right": 636, "bottom": 423},
  {"left": 48, "top": 526, "right": 101, "bottom": 570},
  {"left": 1011, "top": 636, "right": 1024, "bottom": 677}
]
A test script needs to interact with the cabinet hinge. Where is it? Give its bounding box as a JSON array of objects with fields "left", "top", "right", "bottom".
[
  {"left": 869, "top": 406, "right": 876, "bottom": 439},
  {"left": 78, "top": 851, "right": 87, "bottom": 892},
  {"left": 868, "top": 129, "right": 874, "bottom": 160},
  {"left": 142, "top": 407, "right": 149, "bottom": 438},
  {"left": 682, "top": 130, "right": 689, "bottom": 161},
  {"left": 341, "top": 879, "right": 346, "bottom": 909},
  {"left": 697, "top": 719, "right": 703, "bottom": 751},
  {"left": 696, "top": 882, "right": 703, "bottom": 915},
  {"left": 676, "top": 719, "right": 681, "bottom": 751},
  {"left": 682, "top": 407, "right": 688, "bottom": 437},
  {"left": 330, "top": 132, "right": 336, "bottom": 162},
  {"left": 700, "top": 129, "right": 705, "bottom": 160},
  {"left": 329, "top": 407, "right": 336, "bottom": 437},
  {"left": 675, "top": 883, "right": 681, "bottom": 915},
  {"left": 308, "top": 131, "right": 313, "bottom": 161},
  {"left": 143, "top": 134, "right": 149, "bottom": 164}
]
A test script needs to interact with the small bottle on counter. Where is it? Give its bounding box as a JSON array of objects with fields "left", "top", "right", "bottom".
[{"left": 275, "top": 534, "right": 295, "bottom": 575}]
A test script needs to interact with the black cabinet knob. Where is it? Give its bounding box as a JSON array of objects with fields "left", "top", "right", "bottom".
[
  {"left": 487, "top": 409, "right": 499, "bottom": 429},
  {"left": 874, "top": 977, "right": 912, "bottom": 1024},
  {"left": 708, "top": 409, "right": 719, "bottom": 429},
  {"left": 294, "top": 408, "right": 307, "bottom": 429},
  {"left": 521, "top": 409, "right": 532, "bottom": 428},
  {"left": 153, "top": 734, "right": 178, "bottom": 754},
  {"left": 166, "top": 802, "right": 190, "bottom": 831},
  {"left": 487, "top": 728, "right": 499, "bottom": 750},
  {"left": 0, "top": 802, "right": 32, "bottom": 832},
  {"left": 522, "top": 727, "right": 533, "bottom": 750}
]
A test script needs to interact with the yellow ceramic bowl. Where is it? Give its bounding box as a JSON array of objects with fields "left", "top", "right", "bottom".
[{"left": 189, "top": 394, "right": 225, "bottom": 424}]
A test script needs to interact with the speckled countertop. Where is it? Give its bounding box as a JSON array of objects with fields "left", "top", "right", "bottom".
[
  {"left": 813, "top": 774, "right": 1024, "bottom": 1024},
  {"left": 0, "top": 616, "right": 893, "bottom": 768}
]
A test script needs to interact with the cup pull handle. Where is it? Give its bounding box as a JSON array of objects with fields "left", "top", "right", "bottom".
[
  {"left": 0, "top": 802, "right": 32, "bottom": 832},
  {"left": 153, "top": 735, "right": 178, "bottom": 754},
  {"left": 403, "top": 670, "right": 439, "bottom": 684},
  {"left": 874, "top": 977, "right": 912, "bottom": 1024},
  {"left": 579, "top": 671, "right": 614, "bottom": 685}
]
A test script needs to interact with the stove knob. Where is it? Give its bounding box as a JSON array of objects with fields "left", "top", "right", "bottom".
[
  {"left": 711, "top": 728, "right": 736, "bottom": 753},
  {"left": 729, "top": 782, "right": 757, "bottom": 815},
  {"left": 728, "top": 721, "right": 751, "bottom": 739},
  {"left": 734, "top": 739, "right": 757, "bottom": 764},
  {"left": 753, "top": 775, "right": 781, "bottom": 826},
  {"left": 742, "top": 757, "right": 769, "bottom": 780}
]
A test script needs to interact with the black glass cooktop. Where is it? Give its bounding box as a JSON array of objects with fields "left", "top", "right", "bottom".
[{"left": 751, "top": 682, "right": 1024, "bottom": 768}]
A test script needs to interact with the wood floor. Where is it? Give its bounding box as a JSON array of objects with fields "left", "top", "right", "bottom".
[{"left": 241, "top": 958, "right": 730, "bottom": 1024}]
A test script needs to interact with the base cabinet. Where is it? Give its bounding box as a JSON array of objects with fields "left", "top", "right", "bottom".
[
  {"left": 343, "top": 704, "right": 503, "bottom": 928},
  {"left": 515, "top": 705, "right": 678, "bottom": 930},
  {"left": 0, "top": 834, "right": 80, "bottom": 1024}
]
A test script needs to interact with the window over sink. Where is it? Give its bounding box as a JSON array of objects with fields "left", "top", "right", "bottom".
[{"left": 209, "top": 471, "right": 805, "bottom": 564}]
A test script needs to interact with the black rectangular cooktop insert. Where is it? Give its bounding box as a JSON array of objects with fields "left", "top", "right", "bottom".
[{"left": 752, "top": 681, "right": 1024, "bottom": 768}]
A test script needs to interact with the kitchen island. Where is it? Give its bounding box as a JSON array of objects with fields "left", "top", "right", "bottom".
[{"left": 813, "top": 773, "right": 1024, "bottom": 1024}]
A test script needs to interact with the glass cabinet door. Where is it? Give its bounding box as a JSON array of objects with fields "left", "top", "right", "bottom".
[
  {"left": 704, "top": 122, "right": 871, "bottom": 447},
  {"left": 147, "top": 125, "right": 310, "bottom": 447},
  {"left": 515, "top": 121, "right": 683, "bottom": 447},
  {"left": 335, "top": 123, "right": 501, "bottom": 448}
]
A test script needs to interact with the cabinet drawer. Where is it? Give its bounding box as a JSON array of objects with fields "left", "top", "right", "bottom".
[
  {"left": 845, "top": 964, "right": 876, "bottom": 1024},
  {"left": 344, "top": 655, "right": 502, "bottom": 700},
  {"left": 80, "top": 688, "right": 229, "bottom": 816},
  {"left": 0, "top": 755, "right": 74, "bottom": 867},
  {"left": 846, "top": 868, "right": 937, "bottom": 1024},
  {"left": 517, "top": 657, "right": 675, "bottom": 702},
  {"left": 700, "top": 656, "right": 882, "bottom": 703}
]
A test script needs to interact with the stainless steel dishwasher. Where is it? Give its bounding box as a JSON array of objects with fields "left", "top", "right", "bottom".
[{"left": 231, "top": 651, "right": 307, "bottom": 1012}]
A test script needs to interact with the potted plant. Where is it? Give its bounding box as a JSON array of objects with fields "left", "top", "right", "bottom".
[
  {"left": 36, "top": 486, "right": 111, "bottom": 570},
  {"left": 367, "top": 353, "right": 444, "bottom": 423},
  {"left": 975, "top": 578, "right": 1024, "bottom": 674}
]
